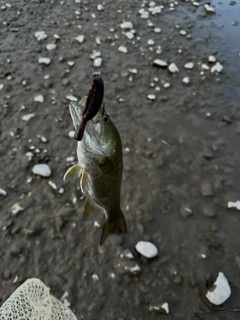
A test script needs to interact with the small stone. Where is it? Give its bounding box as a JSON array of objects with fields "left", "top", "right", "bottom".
[
  {"left": 34, "top": 95, "right": 44, "bottom": 103},
  {"left": 62, "top": 79, "right": 70, "bottom": 87},
  {"left": 46, "top": 44, "right": 56, "bottom": 50},
  {"left": 138, "top": 8, "right": 149, "bottom": 19},
  {"left": 202, "top": 63, "right": 209, "bottom": 70},
  {"left": 11, "top": 203, "right": 24, "bottom": 216},
  {"left": 182, "top": 77, "right": 190, "bottom": 85},
  {"left": 204, "top": 4, "right": 215, "bottom": 13},
  {"left": 202, "top": 205, "right": 216, "bottom": 218},
  {"left": 97, "top": 4, "right": 104, "bottom": 11},
  {"left": 201, "top": 180, "right": 214, "bottom": 196},
  {"left": 180, "top": 205, "right": 193, "bottom": 217},
  {"left": 59, "top": 188, "right": 65, "bottom": 194},
  {"left": 168, "top": 63, "right": 179, "bottom": 73},
  {"left": 153, "top": 59, "right": 168, "bottom": 68},
  {"left": 149, "top": 6, "right": 162, "bottom": 15},
  {"left": 206, "top": 272, "right": 231, "bottom": 305},
  {"left": 147, "top": 94, "right": 156, "bottom": 100},
  {"left": 54, "top": 34, "right": 60, "bottom": 40},
  {"left": 48, "top": 180, "right": 57, "bottom": 190},
  {"left": 66, "top": 94, "right": 78, "bottom": 102},
  {"left": 211, "top": 62, "right": 223, "bottom": 74},
  {"left": 149, "top": 302, "right": 169, "bottom": 315},
  {"left": 66, "top": 156, "right": 74, "bottom": 162},
  {"left": 0, "top": 188, "right": 7, "bottom": 196},
  {"left": 208, "top": 55, "right": 216, "bottom": 62},
  {"left": 228, "top": 200, "right": 240, "bottom": 210},
  {"left": 193, "top": 1, "right": 199, "bottom": 6},
  {"left": 125, "top": 32, "right": 134, "bottom": 39},
  {"left": 164, "top": 82, "right": 171, "bottom": 88},
  {"left": 120, "top": 249, "right": 134, "bottom": 260},
  {"left": 148, "top": 39, "right": 155, "bottom": 46},
  {"left": 129, "top": 68, "right": 138, "bottom": 74},
  {"left": 115, "top": 260, "right": 141, "bottom": 276},
  {"left": 118, "top": 46, "right": 128, "bottom": 53},
  {"left": 184, "top": 62, "right": 194, "bottom": 69},
  {"left": 75, "top": 35, "right": 85, "bottom": 43},
  {"left": 68, "top": 131, "right": 75, "bottom": 138},
  {"left": 90, "top": 50, "right": 101, "bottom": 59},
  {"left": 0, "top": 84, "right": 4, "bottom": 90},
  {"left": 154, "top": 27, "right": 161, "bottom": 33},
  {"left": 22, "top": 113, "right": 35, "bottom": 121},
  {"left": 68, "top": 61, "right": 75, "bottom": 67},
  {"left": 94, "top": 57, "right": 102, "bottom": 67},
  {"left": 32, "top": 164, "right": 51, "bottom": 177},
  {"left": 35, "top": 31, "right": 47, "bottom": 41},
  {"left": 92, "top": 274, "right": 99, "bottom": 281},
  {"left": 180, "top": 30, "right": 187, "bottom": 36},
  {"left": 120, "top": 21, "right": 133, "bottom": 29},
  {"left": 38, "top": 57, "right": 51, "bottom": 65},
  {"left": 135, "top": 241, "right": 158, "bottom": 258}
]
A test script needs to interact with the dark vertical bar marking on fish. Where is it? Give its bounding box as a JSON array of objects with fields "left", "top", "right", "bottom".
[{"left": 74, "top": 73, "right": 104, "bottom": 141}]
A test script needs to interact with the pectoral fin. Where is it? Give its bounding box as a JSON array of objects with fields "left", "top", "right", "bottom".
[
  {"left": 80, "top": 169, "right": 90, "bottom": 195},
  {"left": 98, "top": 158, "right": 114, "bottom": 175},
  {"left": 63, "top": 164, "right": 82, "bottom": 182},
  {"left": 84, "top": 197, "right": 101, "bottom": 218}
]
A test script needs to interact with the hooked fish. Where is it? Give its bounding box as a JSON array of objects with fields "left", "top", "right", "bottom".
[
  {"left": 64, "top": 96, "right": 127, "bottom": 244},
  {"left": 74, "top": 72, "right": 104, "bottom": 141}
]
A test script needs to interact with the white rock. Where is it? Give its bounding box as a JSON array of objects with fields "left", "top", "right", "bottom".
[
  {"left": 206, "top": 272, "right": 231, "bottom": 305},
  {"left": 120, "top": 21, "right": 133, "bottom": 29},
  {"left": 38, "top": 57, "right": 51, "bottom": 65},
  {"left": 180, "top": 30, "right": 187, "bottom": 35},
  {"left": 75, "top": 35, "right": 84, "bottom": 43},
  {"left": 147, "top": 94, "right": 156, "bottom": 100},
  {"left": 129, "top": 68, "right": 138, "bottom": 74},
  {"left": 135, "top": 241, "right": 158, "bottom": 258},
  {"left": 37, "top": 135, "right": 47, "bottom": 143},
  {"left": 228, "top": 200, "right": 240, "bottom": 210},
  {"left": 184, "top": 62, "right": 194, "bottom": 69},
  {"left": 54, "top": 34, "right": 60, "bottom": 40},
  {"left": 66, "top": 156, "right": 74, "bottom": 162},
  {"left": 183, "top": 77, "right": 190, "bottom": 85},
  {"left": 66, "top": 94, "right": 78, "bottom": 102},
  {"left": 97, "top": 4, "right": 104, "bottom": 11},
  {"left": 148, "top": 39, "right": 155, "bottom": 46},
  {"left": 90, "top": 50, "right": 101, "bottom": 59},
  {"left": 46, "top": 43, "right": 56, "bottom": 51},
  {"left": 211, "top": 62, "right": 223, "bottom": 73},
  {"left": 168, "top": 63, "right": 179, "bottom": 73},
  {"left": 153, "top": 59, "right": 168, "bottom": 67},
  {"left": 149, "top": 6, "right": 162, "bottom": 15},
  {"left": 68, "top": 130, "right": 75, "bottom": 138},
  {"left": 125, "top": 32, "right": 134, "bottom": 39},
  {"left": 154, "top": 27, "right": 161, "bottom": 33},
  {"left": 208, "top": 55, "right": 216, "bottom": 62},
  {"left": 35, "top": 31, "right": 47, "bottom": 41},
  {"left": 0, "top": 188, "right": 7, "bottom": 196},
  {"left": 138, "top": 8, "right": 149, "bottom": 18},
  {"left": 92, "top": 274, "right": 99, "bottom": 281},
  {"left": 96, "top": 37, "right": 101, "bottom": 45},
  {"left": 75, "top": 10, "right": 80, "bottom": 15},
  {"left": 48, "top": 180, "right": 57, "bottom": 190},
  {"left": 32, "top": 164, "right": 51, "bottom": 177},
  {"left": 34, "top": 95, "right": 44, "bottom": 103},
  {"left": 193, "top": 2, "right": 199, "bottom": 6},
  {"left": 118, "top": 46, "right": 128, "bottom": 53},
  {"left": 68, "top": 61, "right": 75, "bottom": 67},
  {"left": 22, "top": 113, "right": 35, "bottom": 121},
  {"left": 164, "top": 82, "right": 171, "bottom": 88},
  {"left": 204, "top": 4, "right": 215, "bottom": 13},
  {"left": 11, "top": 203, "right": 24, "bottom": 215},
  {"left": 202, "top": 63, "right": 209, "bottom": 70},
  {"left": 59, "top": 187, "right": 65, "bottom": 194},
  {"left": 0, "top": 84, "right": 4, "bottom": 90},
  {"left": 161, "top": 302, "right": 169, "bottom": 314},
  {"left": 94, "top": 57, "right": 102, "bottom": 67}
]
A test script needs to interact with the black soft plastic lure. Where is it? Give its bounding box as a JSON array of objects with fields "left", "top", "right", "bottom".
[{"left": 74, "top": 73, "right": 104, "bottom": 141}]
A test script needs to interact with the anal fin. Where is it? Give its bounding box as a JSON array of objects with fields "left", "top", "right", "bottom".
[
  {"left": 84, "top": 197, "right": 101, "bottom": 219},
  {"left": 80, "top": 169, "right": 90, "bottom": 195}
]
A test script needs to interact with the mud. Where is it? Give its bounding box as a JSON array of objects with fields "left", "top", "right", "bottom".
[{"left": 1, "top": 1, "right": 240, "bottom": 319}]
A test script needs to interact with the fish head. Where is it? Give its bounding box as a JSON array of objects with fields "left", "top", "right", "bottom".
[{"left": 69, "top": 97, "right": 119, "bottom": 157}]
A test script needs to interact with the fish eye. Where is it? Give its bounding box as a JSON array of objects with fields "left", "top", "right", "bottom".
[{"left": 103, "top": 114, "right": 109, "bottom": 122}]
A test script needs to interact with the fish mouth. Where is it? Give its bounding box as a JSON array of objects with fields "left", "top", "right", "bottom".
[{"left": 69, "top": 100, "right": 109, "bottom": 157}]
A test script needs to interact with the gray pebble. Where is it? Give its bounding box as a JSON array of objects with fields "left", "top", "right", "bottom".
[
  {"left": 201, "top": 180, "right": 214, "bottom": 197},
  {"left": 202, "top": 204, "right": 216, "bottom": 218},
  {"left": 180, "top": 204, "right": 193, "bottom": 217}
]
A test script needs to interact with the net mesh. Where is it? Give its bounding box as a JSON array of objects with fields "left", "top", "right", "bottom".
[{"left": 0, "top": 278, "right": 77, "bottom": 320}]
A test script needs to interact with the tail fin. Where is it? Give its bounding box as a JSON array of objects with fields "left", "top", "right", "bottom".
[{"left": 100, "top": 212, "right": 127, "bottom": 245}]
